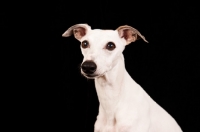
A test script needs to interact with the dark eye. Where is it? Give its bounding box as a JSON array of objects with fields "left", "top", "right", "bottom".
[
  {"left": 81, "top": 40, "right": 89, "bottom": 48},
  {"left": 106, "top": 42, "right": 116, "bottom": 51}
]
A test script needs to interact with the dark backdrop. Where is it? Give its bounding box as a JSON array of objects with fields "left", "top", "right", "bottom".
[{"left": 5, "top": 1, "right": 199, "bottom": 132}]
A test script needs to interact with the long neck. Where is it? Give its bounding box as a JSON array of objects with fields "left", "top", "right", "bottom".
[{"left": 94, "top": 55, "right": 127, "bottom": 111}]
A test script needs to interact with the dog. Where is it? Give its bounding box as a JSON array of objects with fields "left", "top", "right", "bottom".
[{"left": 62, "top": 24, "right": 182, "bottom": 132}]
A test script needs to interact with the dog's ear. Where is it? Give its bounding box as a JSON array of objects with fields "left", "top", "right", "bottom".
[
  {"left": 116, "top": 25, "right": 148, "bottom": 45},
  {"left": 62, "top": 24, "right": 91, "bottom": 41}
]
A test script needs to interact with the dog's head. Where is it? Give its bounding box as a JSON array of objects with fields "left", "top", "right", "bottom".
[{"left": 62, "top": 24, "right": 148, "bottom": 79}]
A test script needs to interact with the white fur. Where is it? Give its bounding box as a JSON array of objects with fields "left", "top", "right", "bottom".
[{"left": 62, "top": 24, "right": 182, "bottom": 132}]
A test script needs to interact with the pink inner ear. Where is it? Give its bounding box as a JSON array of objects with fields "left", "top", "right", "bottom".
[
  {"left": 122, "top": 29, "right": 133, "bottom": 40},
  {"left": 123, "top": 29, "right": 129, "bottom": 40},
  {"left": 74, "top": 27, "right": 86, "bottom": 37}
]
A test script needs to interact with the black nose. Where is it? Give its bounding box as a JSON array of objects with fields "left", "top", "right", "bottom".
[{"left": 81, "top": 61, "right": 97, "bottom": 74}]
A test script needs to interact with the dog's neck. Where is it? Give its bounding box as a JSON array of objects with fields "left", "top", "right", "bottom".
[{"left": 94, "top": 54, "right": 129, "bottom": 112}]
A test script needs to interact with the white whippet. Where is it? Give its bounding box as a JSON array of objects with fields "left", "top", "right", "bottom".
[{"left": 62, "top": 24, "right": 182, "bottom": 132}]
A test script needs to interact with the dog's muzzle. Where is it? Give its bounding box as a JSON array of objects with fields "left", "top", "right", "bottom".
[{"left": 81, "top": 61, "right": 97, "bottom": 77}]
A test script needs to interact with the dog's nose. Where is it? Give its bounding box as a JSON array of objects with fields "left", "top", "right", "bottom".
[{"left": 81, "top": 61, "right": 97, "bottom": 74}]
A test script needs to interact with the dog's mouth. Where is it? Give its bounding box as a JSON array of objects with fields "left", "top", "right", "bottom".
[
  {"left": 84, "top": 74, "right": 97, "bottom": 79},
  {"left": 81, "top": 72, "right": 106, "bottom": 79}
]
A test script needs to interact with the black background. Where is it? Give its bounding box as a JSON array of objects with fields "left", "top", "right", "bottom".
[{"left": 2, "top": 1, "right": 199, "bottom": 131}]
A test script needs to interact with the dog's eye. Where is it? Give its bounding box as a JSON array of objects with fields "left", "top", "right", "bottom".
[
  {"left": 106, "top": 42, "right": 116, "bottom": 51},
  {"left": 81, "top": 40, "right": 89, "bottom": 48}
]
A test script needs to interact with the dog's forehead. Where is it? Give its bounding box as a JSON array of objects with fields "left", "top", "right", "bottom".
[{"left": 84, "top": 29, "right": 120, "bottom": 42}]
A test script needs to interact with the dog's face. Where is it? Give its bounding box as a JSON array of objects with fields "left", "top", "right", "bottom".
[
  {"left": 62, "top": 24, "right": 148, "bottom": 79},
  {"left": 80, "top": 30, "right": 126, "bottom": 78}
]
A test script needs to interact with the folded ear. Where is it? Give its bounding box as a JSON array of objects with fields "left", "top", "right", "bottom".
[
  {"left": 62, "top": 24, "right": 91, "bottom": 41},
  {"left": 116, "top": 25, "right": 148, "bottom": 45}
]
